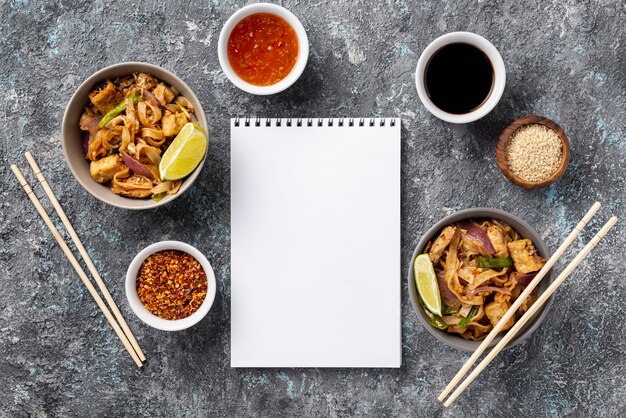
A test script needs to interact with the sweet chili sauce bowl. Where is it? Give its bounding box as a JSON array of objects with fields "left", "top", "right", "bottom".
[
  {"left": 407, "top": 208, "right": 554, "bottom": 352},
  {"left": 126, "top": 241, "right": 217, "bottom": 331},
  {"left": 217, "top": 3, "right": 309, "bottom": 95}
]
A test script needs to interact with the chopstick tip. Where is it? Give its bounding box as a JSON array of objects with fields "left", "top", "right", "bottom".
[{"left": 10, "top": 164, "right": 22, "bottom": 177}]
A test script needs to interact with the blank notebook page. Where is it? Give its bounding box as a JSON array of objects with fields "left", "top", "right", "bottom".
[{"left": 231, "top": 118, "right": 401, "bottom": 368}]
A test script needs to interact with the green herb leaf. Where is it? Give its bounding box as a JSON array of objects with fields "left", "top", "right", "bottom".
[
  {"left": 98, "top": 92, "right": 142, "bottom": 128},
  {"left": 418, "top": 296, "right": 448, "bottom": 330},
  {"left": 152, "top": 192, "right": 167, "bottom": 202},
  {"left": 476, "top": 256, "right": 514, "bottom": 269},
  {"left": 429, "top": 315, "right": 448, "bottom": 330},
  {"left": 458, "top": 306, "right": 479, "bottom": 328},
  {"left": 442, "top": 304, "right": 459, "bottom": 315}
]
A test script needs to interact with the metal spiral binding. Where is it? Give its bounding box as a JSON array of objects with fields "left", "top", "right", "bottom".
[{"left": 234, "top": 117, "right": 398, "bottom": 127}]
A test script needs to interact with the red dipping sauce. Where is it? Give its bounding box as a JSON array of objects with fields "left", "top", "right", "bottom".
[{"left": 227, "top": 13, "right": 299, "bottom": 86}]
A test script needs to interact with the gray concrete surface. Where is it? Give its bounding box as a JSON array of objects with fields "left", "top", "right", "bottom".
[{"left": 1, "top": 0, "right": 625, "bottom": 416}]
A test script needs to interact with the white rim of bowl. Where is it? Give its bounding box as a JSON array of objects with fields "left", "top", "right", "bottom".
[
  {"left": 217, "top": 3, "right": 309, "bottom": 95},
  {"left": 415, "top": 32, "right": 506, "bottom": 124},
  {"left": 125, "top": 241, "right": 217, "bottom": 331},
  {"left": 61, "top": 61, "right": 208, "bottom": 210}
]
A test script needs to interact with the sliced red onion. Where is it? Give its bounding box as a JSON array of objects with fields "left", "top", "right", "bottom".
[
  {"left": 143, "top": 89, "right": 160, "bottom": 108},
  {"left": 436, "top": 271, "right": 460, "bottom": 306},
  {"left": 79, "top": 111, "right": 102, "bottom": 136},
  {"left": 82, "top": 132, "right": 90, "bottom": 157},
  {"left": 457, "top": 221, "right": 494, "bottom": 255},
  {"left": 120, "top": 151, "right": 154, "bottom": 179},
  {"left": 468, "top": 286, "right": 511, "bottom": 296},
  {"left": 516, "top": 272, "right": 538, "bottom": 286}
]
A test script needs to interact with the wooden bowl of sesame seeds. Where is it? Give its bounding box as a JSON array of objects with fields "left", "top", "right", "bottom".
[{"left": 496, "top": 115, "right": 570, "bottom": 189}]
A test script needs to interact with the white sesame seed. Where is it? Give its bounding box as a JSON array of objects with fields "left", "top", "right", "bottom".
[{"left": 505, "top": 123, "right": 563, "bottom": 183}]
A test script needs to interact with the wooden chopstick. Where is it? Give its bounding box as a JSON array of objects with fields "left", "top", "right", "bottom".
[
  {"left": 24, "top": 152, "right": 146, "bottom": 362},
  {"left": 11, "top": 165, "right": 143, "bottom": 368},
  {"left": 438, "top": 201, "right": 601, "bottom": 402},
  {"left": 443, "top": 215, "right": 617, "bottom": 407}
]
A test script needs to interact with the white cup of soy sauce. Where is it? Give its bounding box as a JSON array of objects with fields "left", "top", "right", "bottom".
[{"left": 415, "top": 32, "right": 506, "bottom": 124}]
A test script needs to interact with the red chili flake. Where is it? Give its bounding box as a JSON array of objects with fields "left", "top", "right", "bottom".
[{"left": 136, "top": 250, "right": 208, "bottom": 320}]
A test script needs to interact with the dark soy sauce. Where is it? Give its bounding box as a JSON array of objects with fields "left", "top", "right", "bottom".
[{"left": 425, "top": 43, "right": 494, "bottom": 114}]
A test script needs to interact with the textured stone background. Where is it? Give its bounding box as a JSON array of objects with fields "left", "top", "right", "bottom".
[{"left": 1, "top": 0, "right": 625, "bottom": 416}]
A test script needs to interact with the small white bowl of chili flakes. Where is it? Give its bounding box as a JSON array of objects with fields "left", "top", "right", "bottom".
[{"left": 126, "top": 241, "right": 217, "bottom": 331}]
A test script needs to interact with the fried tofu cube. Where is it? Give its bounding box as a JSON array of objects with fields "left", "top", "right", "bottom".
[
  {"left": 88, "top": 80, "right": 123, "bottom": 114},
  {"left": 162, "top": 112, "right": 188, "bottom": 137},
  {"left": 484, "top": 299, "right": 515, "bottom": 330},
  {"left": 429, "top": 226, "right": 456, "bottom": 263},
  {"left": 519, "top": 290, "right": 537, "bottom": 314},
  {"left": 154, "top": 82, "right": 176, "bottom": 106},
  {"left": 507, "top": 239, "right": 546, "bottom": 273},
  {"left": 89, "top": 155, "right": 126, "bottom": 183},
  {"left": 487, "top": 225, "right": 508, "bottom": 257},
  {"left": 135, "top": 73, "right": 158, "bottom": 91}
]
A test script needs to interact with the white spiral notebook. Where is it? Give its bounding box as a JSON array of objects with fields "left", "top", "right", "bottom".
[{"left": 231, "top": 117, "right": 401, "bottom": 368}]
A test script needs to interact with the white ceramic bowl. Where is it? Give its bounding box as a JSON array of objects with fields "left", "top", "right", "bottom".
[
  {"left": 217, "top": 3, "right": 309, "bottom": 95},
  {"left": 415, "top": 32, "right": 506, "bottom": 124},
  {"left": 126, "top": 241, "right": 217, "bottom": 331}
]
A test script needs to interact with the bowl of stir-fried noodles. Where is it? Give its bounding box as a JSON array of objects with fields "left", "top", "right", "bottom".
[
  {"left": 62, "top": 62, "right": 208, "bottom": 209},
  {"left": 408, "top": 208, "right": 554, "bottom": 352}
]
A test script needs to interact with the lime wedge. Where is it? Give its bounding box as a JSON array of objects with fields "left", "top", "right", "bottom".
[
  {"left": 159, "top": 122, "right": 208, "bottom": 181},
  {"left": 414, "top": 254, "right": 442, "bottom": 316}
]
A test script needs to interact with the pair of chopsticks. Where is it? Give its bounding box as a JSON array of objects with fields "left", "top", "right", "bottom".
[
  {"left": 438, "top": 202, "right": 617, "bottom": 406},
  {"left": 11, "top": 153, "right": 146, "bottom": 368}
]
